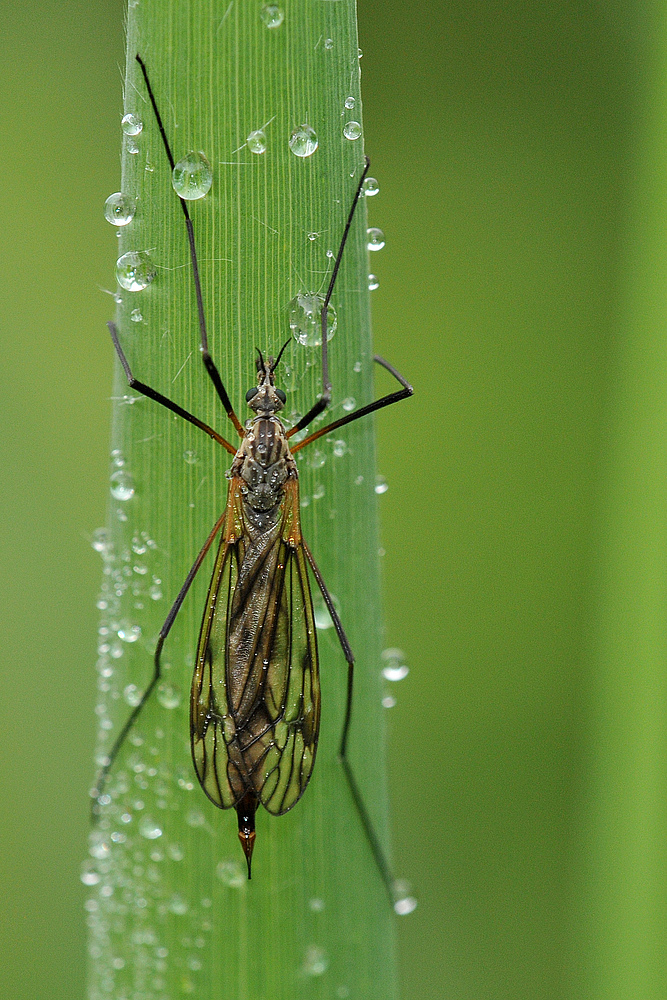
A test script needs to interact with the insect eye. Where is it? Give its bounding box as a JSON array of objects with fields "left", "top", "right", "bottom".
[
  {"left": 246, "top": 387, "right": 259, "bottom": 402},
  {"left": 275, "top": 388, "right": 286, "bottom": 404}
]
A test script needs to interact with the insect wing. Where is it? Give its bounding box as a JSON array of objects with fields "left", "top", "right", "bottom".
[{"left": 190, "top": 477, "right": 321, "bottom": 815}]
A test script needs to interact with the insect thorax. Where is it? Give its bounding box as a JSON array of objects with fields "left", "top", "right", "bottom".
[{"left": 232, "top": 416, "right": 296, "bottom": 520}]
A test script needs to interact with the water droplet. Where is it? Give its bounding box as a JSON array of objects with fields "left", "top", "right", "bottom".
[
  {"left": 169, "top": 893, "right": 189, "bottom": 915},
  {"left": 308, "top": 448, "right": 326, "bottom": 469},
  {"left": 110, "top": 469, "right": 135, "bottom": 500},
  {"left": 303, "top": 945, "right": 329, "bottom": 976},
  {"left": 157, "top": 683, "right": 181, "bottom": 709},
  {"left": 186, "top": 809, "right": 206, "bottom": 828},
  {"left": 332, "top": 439, "right": 347, "bottom": 457},
  {"left": 381, "top": 648, "right": 409, "bottom": 681},
  {"left": 91, "top": 527, "right": 110, "bottom": 554},
  {"left": 111, "top": 448, "right": 124, "bottom": 467},
  {"left": 382, "top": 694, "right": 397, "bottom": 708},
  {"left": 307, "top": 231, "right": 318, "bottom": 241},
  {"left": 375, "top": 475, "right": 388, "bottom": 494},
  {"left": 149, "top": 583, "right": 162, "bottom": 601},
  {"left": 312, "top": 484, "right": 325, "bottom": 500},
  {"left": 183, "top": 449, "right": 198, "bottom": 464},
  {"left": 363, "top": 176, "right": 379, "bottom": 197},
  {"left": 123, "top": 684, "right": 142, "bottom": 708},
  {"left": 288, "top": 292, "right": 336, "bottom": 346},
  {"left": 353, "top": 361, "right": 362, "bottom": 373},
  {"left": 260, "top": 3, "right": 284, "bottom": 27},
  {"left": 314, "top": 592, "right": 340, "bottom": 630},
  {"left": 326, "top": 248, "right": 334, "bottom": 259},
  {"left": 88, "top": 834, "right": 111, "bottom": 860},
  {"left": 367, "top": 227, "right": 385, "bottom": 251},
  {"left": 80, "top": 861, "right": 101, "bottom": 886},
  {"left": 118, "top": 620, "right": 141, "bottom": 642},
  {"left": 104, "top": 192, "right": 136, "bottom": 226},
  {"left": 324, "top": 37, "right": 333, "bottom": 50},
  {"left": 394, "top": 894, "right": 418, "bottom": 915},
  {"left": 246, "top": 128, "right": 267, "bottom": 154},
  {"left": 126, "top": 139, "right": 139, "bottom": 155},
  {"left": 289, "top": 125, "right": 318, "bottom": 158},
  {"left": 309, "top": 897, "right": 325, "bottom": 912},
  {"left": 368, "top": 273, "right": 379, "bottom": 291},
  {"left": 130, "top": 308, "right": 143, "bottom": 322},
  {"left": 138, "top": 816, "right": 163, "bottom": 840},
  {"left": 358, "top": 47, "right": 363, "bottom": 58},
  {"left": 121, "top": 113, "right": 143, "bottom": 136},
  {"left": 116, "top": 251, "right": 156, "bottom": 292},
  {"left": 342, "top": 396, "right": 356, "bottom": 412},
  {"left": 216, "top": 859, "right": 246, "bottom": 888},
  {"left": 344, "top": 96, "right": 355, "bottom": 110},
  {"left": 172, "top": 151, "right": 213, "bottom": 200},
  {"left": 343, "top": 121, "right": 362, "bottom": 141}
]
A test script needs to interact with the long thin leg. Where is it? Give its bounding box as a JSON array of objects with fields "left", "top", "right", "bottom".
[
  {"left": 92, "top": 512, "right": 227, "bottom": 815},
  {"left": 303, "top": 542, "right": 396, "bottom": 906},
  {"left": 291, "top": 355, "right": 412, "bottom": 451},
  {"left": 135, "top": 54, "right": 244, "bottom": 438},
  {"left": 109, "top": 323, "right": 237, "bottom": 456},
  {"left": 289, "top": 157, "right": 371, "bottom": 435}
]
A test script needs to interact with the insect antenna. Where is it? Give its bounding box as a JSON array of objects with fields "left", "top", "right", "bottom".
[{"left": 270, "top": 337, "right": 292, "bottom": 373}]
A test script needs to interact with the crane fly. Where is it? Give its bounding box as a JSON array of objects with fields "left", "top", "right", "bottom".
[{"left": 94, "top": 54, "right": 413, "bottom": 897}]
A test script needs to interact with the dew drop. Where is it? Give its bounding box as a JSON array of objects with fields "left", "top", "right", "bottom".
[
  {"left": 341, "top": 396, "right": 356, "bottom": 412},
  {"left": 172, "top": 151, "right": 213, "bottom": 200},
  {"left": 344, "top": 96, "right": 355, "bottom": 110},
  {"left": 308, "top": 448, "right": 326, "bottom": 470},
  {"left": 126, "top": 139, "right": 139, "bottom": 155},
  {"left": 138, "top": 816, "right": 163, "bottom": 840},
  {"left": 324, "top": 37, "right": 333, "bottom": 50},
  {"left": 368, "top": 273, "right": 379, "bottom": 291},
  {"left": 367, "top": 227, "right": 385, "bottom": 251},
  {"left": 363, "top": 176, "right": 379, "bottom": 197},
  {"left": 353, "top": 361, "right": 362, "bottom": 373},
  {"left": 186, "top": 809, "right": 206, "bottom": 828},
  {"left": 343, "top": 121, "right": 362, "bottom": 141},
  {"left": 260, "top": 3, "right": 284, "bottom": 27},
  {"left": 312, "top": 484, "right": 325, "bottom": 500},
  {"left": 332, "top": 439, "right": 347, "bottom": 457},
  {"left": 122, "top": 687, "right": 141, "bottom": 712},
  {"left": 169, "top": 894, "right": 189, "bottom": 915},
  {"left": 110, "top": 469, "right": 135, "bottom": 500},
  {"left": 104, "top": 192, "right": 136, "bottom": 226},
  {"left": 121, "top": 113, "right": 143, "bottom": 136},
  {"left": 111, "top": 448, "right": 124, "bottom": 467},
  {"left": 157, "top": 683, "right": 181, "bottom": 709},
  {"left": 375, "top": 474, "right": 389, "bottom": 494},
  {"left": 289, "top": 125, "right": 318, "bottom": 158},
  {"left": 309, "top": 897, "right": 325, "bottom": 912},
  {"left": 303, "top": 945, "right": 329, "bottom": 977},
  {"left": 116, "top": 251, "right": 156, "bottom": 292},
  {"left": 118, "top": 620, "right": 141, "bottom": 642},
  {"left": 246, "top": 128, "right": 267, "bottom": 154},
  {"left": 91, "top": 527, "right": 110, "bottom": 554},
  {"left": 183, "top": 449, "right": 198, "bottom": 464},
  {"left": 80, "top": 861, "right": 101, "bottom": 886},
  {"left": 288, "top": 292, "right": 336, "bottom": 346},
  {"left": 130, "top": 308, "right": 143, "bottom": 322},
  {"left": 382, "top": 695, "right": 397, "bottom": 708},
  {"left": 307, "top": 231, "right": 318, "bottom": 241},
  {"left": 381, "top": 647, "right": 409, "bottom": 681},
  {"left": 394, "top": 895, "right": 418, "bottom": 916},
  {"left": 216, "top": 859, "right": 246, "bottom": 888}
]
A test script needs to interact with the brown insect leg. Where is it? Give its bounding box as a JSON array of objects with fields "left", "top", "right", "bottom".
[
  {"left": 303, "top": 543, "right": 396, "bottom": 906},
  {"left": 236, "top": 791, "right": 258, "bottom": 879}
]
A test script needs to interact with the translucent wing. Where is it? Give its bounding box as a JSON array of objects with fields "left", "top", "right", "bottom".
[{"left": 190, "top": 477, "right": 320, "bottom": 815}]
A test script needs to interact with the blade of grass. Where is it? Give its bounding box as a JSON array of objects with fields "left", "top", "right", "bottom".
[{"left": 88, "top": 2, "right": 402, "bottom": 998}]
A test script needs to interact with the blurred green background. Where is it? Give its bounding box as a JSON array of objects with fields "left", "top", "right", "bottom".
[{"left": 2, "top": 1, "right": 667, "bottom": 999}]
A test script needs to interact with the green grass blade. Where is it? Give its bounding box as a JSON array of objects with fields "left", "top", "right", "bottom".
[{"left": 88, "top": 2, "right": 402, "bottom": 998}]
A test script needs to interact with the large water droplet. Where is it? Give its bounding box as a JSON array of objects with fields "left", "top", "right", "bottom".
[
  {"left": 381, "top": 647, "right": 409, "bottom": 681},
  {"left": 116, "top": 251, "right": 155, "bottom": 291},
  {"left": 260, "top": 3, "right": 284, "bottom": 27},
  {"left": 104, "top": 192, "right": 136, "bottom": 226},
  {"left": 121, "top": 113, "right": 143, "bottom": 136},
  {"left": 367, "top": 228, "right": 385, "bottom": 251},
  {"left": 289, "top": 125, "right": 318, "bottom": 158},
  {"left": 288, "top": 292, "right": 336, "bottom": 346},
  {"left": 110, "top": 469, "right": 135, "bottom": 500},
  {"left": 247, "top": 129, "right": 267, "bottom": 154},
  {"left": 138, "top": 816, "right": 163, "bottom": 840},
  {"left": 363, "top": 176, "right": 379, "bottom": 197},
  {"left": 343, "top": 121, "right": 362, "bottom": 141},
  {"left": 172, "top": 151, "right": 213, "bottom": 200}
]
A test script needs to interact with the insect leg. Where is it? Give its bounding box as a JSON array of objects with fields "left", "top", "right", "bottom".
[
  {"left": 303, "top": 542, "right": 396, "bottom": 906},
  {"left": 291, "top": 355, "right": 413, "bottom": 452},
  {"left": 288, "top": 157, "right": 371, "bottom": 436},
  {"left": 108, "top": 323, "right": 236, "bottom": 455},
  {"left": 92, "top": 511, "right": 226, "bottom": 816},
  {"left": 135, "top": 54, "right": 244, "bottom": 437}
]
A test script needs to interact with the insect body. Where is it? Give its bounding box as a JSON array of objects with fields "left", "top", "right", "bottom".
[{"left": 96, "top": 55, "right": 412, "bottom": 895}]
